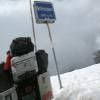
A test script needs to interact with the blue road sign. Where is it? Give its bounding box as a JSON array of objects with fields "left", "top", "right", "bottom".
[{"left": 34, "top": 1, "right": 56, "bottom": 23}]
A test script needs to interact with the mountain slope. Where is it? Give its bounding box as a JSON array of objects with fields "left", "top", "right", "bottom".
[{"left": 51, "top": 64, "right": 100, "bottom": 100}]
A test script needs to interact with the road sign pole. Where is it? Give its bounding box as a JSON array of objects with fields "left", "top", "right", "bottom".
[
  {"left": 33, "top": 1, "right": 62, "bottom": 88},
  {"left": 29, "top": 0, "right": 37, "bottom": 51},
  {"left": 46, "top": 23, "right": 63, "bottom": 89}
]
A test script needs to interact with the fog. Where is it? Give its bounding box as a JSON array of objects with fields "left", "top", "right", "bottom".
[{"left": 0, "top": 0, "right": 100, "bottom": 75}]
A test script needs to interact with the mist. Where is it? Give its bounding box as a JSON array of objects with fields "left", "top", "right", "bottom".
[{"left": 0, "top": 0, "right": 100, "bottom": 75}]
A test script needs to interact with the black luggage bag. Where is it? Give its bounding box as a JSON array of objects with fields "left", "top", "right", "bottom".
[
  {"left": 0, "top": 62, "right": 13, "bottom": 93},
  {"left": 10, "top": 37, "right": 34, "bottom": 57},
  {"left": 36, "top": 50, "right": 48, "bottom": 74}
]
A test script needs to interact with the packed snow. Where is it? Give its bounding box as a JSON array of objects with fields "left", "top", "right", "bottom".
[{"left": 51, "top": 64, "right": 100, "bottom": 100}]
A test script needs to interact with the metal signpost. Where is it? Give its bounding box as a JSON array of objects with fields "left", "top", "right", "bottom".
[
  {"left": 33, "top": 1, "right": 63, "bottom": 89},
  {"left": 29, "top": 0, "right": 37, "bottom": 52}
]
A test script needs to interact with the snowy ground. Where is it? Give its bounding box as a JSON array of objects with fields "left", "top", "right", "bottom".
[{"left": 51, "top": 64, "right": 100, "bottom": 100}]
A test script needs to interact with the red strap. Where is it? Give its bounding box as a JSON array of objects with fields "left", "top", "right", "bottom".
[
  {"left": 42, "top": 91, "right": 52, "bottom": 100},
  {"left": 4, "top": 54, "right": 12, "bottom": 71}
]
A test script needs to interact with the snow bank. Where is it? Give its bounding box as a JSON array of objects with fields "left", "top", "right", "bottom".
[{"left": 51, "top": 64, "right": 100, "bottom": 100}]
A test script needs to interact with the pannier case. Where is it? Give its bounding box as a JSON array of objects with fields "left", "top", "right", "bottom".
[
  {"left": 38, "top": 72, "right": 53, "bottom": 100},
  {"left": 11, "top": 52, "right": 38, "bottom": 82},
  {"left": 0, "top": 87, "right": 18, "bottom": 100}
]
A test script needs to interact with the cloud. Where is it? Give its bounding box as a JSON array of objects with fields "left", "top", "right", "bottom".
[
  {"left": 0, "top": 0, "right": 28, "bottom": 16},
  {"left": 48, "top": 0, "right": 100, "bottom": 74},
  {"left": 0, "top": 0, "right": 100, "bottom": 75}
]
